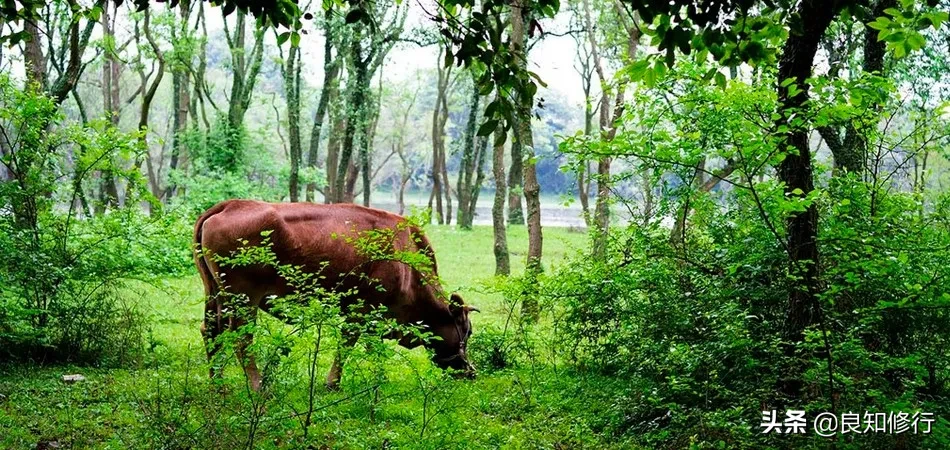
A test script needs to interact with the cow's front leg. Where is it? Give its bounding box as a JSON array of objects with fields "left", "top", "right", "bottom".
[{"left": 326, "top": 330, "right": 359, "bottom": 391}]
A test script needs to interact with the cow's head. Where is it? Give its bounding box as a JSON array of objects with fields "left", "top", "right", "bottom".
[{"left": 430, "top": 293, "right": 477, "bottom": 378}]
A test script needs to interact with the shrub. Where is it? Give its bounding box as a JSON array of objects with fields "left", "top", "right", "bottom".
[{"left": 0, "top": 76, "right": 150, "bottom": 365}]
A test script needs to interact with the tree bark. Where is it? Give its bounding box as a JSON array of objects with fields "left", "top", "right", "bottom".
[
  {"left": 284, "top": 43, "right": 302, "bottom": 201},
  {"left": 429, "top": 50, "right": 451, "bottom": 222},
  {"left": 510, "top": 0, "right": 542, "bottom": 320},
  {"left": 336, "top": 24, "right": 368, "bottom": 204},
  {"left": 777, "top": 0, "right": 839, "bottom": 348},
  {"left": 507, "top": 126, "right": 525, "bottom": 225},
  {"left": 136, "top": 9, "right": 166, "bottom": 201},
  {"left": 167, "top": 0, "right": 194, "bottom": 199},
  {"left": 492, "top": 124, "right": 510, "bottom": 276},
  {"left": 307, "top": 9, "right": 339, "bottom": 202},
  {"left": 457, "top": 79, "right": 481, "bottom": 229},
  {"left": 324, "top": 115, "right": 344, "bottom": 203},
  {"left": 468, "top": 134, "right": 489, "bottom": 224},
  {"left": 99, "top": 1, "right": 120, "bottom": 211}
]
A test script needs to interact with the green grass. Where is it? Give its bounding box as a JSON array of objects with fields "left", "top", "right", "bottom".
[{"left": 0, "top": 225, "right": 637, "bottom": 449}]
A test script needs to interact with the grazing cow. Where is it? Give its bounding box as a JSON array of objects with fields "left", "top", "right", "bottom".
[{"left": 193, "top": 199, "right": 476, "bottom": 391}]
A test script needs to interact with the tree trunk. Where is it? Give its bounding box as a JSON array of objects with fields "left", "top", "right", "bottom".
[
  {"left": 429, "top": 50, "right": 450, "bottom": 222},
  {"left": 441, "top": 130, "right": 453, "bottom": 226},
  {"left": 507, "top": 125, "right": 525, "bottom": 225},
  {"left": 492, "top": 124, "right": 510, "bottom": 276},
  {"left": 285, "top": 44, "right": 302, "bottom": 201},
  {"left": 23, "top": 20, "right": 47, "bottom": 91},
  {"left": 167, "top": 0, "right": 193, "bottom": 199},
  {"left": 137, "top": 9, "right": 166, "bottom": 203},
  {"left": 818, "top": 0, "right": 895, "bottom": 175},
  {"left": 99, "top": 2, "right": 120, "bottom": 211},
  {"left": 335, "top": 25, "right": 368, "bottom": 204},
  {"left": 510, "top": 0, "right": 542, "bottom": 321},
  {"left": 578, "top": 97, "right": 593, "bottom": 220},
  {"left": 307, "top": 9, "right": 339, "bottom": 202},
  {"left": 777, "top": 0, "right": 838, "bottom": 363},
  {"left": 457, "top": 79, "right": 481, "bottom": 229},
  {"left": 468, "top": 134, "right": 489, "bottom": 224},
  {"left": 325, "top": 115, "right": 344, "bottom": 203}
]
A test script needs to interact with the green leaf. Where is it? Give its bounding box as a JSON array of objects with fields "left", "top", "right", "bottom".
[
  {"left": 866, "top": 18, "right": 890, "bottom": 31},
  {"left": 277, "top": 32, "right": 290, "bottom": 46},
  {"left": 477, "top": 120, "right": 499, "bottom": 137},
  {"left": 714, "top": 72, "right": 726, "bottom": 89},
  {"left": 906, "top": 32, "right": 925, "bottom": 50}
]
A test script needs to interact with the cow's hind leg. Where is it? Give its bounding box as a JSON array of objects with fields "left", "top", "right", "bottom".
[
  {"left": 232, "top": 298, "right": 263, "bottom": 392},
  {"left": 326, "top": 329, "right": 359, "bottom": 391},
  {"left": 202, "top": 291, "right": 225, "bottom": 381}
]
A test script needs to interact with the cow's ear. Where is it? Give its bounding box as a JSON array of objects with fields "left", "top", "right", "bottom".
[{"left": 450, "top": 293, "right": 464, "bottom": 316}]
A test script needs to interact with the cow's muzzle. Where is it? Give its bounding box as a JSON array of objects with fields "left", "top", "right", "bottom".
[{"left": 434, "top": 353, "right": 476, "bottom": 379}]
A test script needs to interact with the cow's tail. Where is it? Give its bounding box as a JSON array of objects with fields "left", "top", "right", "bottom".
[{"left": 194, "top": 202, "right": 229, "bottom": 365}]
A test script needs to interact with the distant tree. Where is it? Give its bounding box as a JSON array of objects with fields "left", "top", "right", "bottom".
[
  {"left": 428, "top": 47, "right": 454, "bottom": 223},
  {"left": 307, "top": 8, "right": 341, "bottom": 202},
  {"left": 131, "top": 8, "right": 167, "bottom": 200},
  {"left": 457, "top": 75, "right": 490, "bottom": 229},
  {"left": 492, "top": 109, "right": 511, "bottom": 276},
  {"left": 509, "top": 0, "right": 543, "bottom": 320},
  {"left": 332, "top": 0, "right": 407, "bottom": 205},
  {"left": 277, "top": 28, "right": 303, "bottom": 201}
]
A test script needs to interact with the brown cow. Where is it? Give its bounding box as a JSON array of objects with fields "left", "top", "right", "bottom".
[{"left": 193, "top": 199, "right": 475, "bottom": 391}]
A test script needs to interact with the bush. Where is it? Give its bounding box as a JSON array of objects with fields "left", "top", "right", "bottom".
[
  {"left": 0, "top": 76, "right": 154, "bottom": 365},
  {"left": 539, "top": 178, "right": 950, "bottom": 448}
]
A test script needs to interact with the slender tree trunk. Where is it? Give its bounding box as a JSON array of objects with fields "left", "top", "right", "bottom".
[
  {"left": 360, "top": 81, "right": 383, "bottom": 207},
  {"left": 137, "top": 9, "right": 166, "bottom": 204},
  {"left": 776, "top": 2, "right": 838, "bottom": 400},
  {"left": 510, "top": 0, "right": 542, "bottom": 320},
  {"left": 457, "top": 80, "right": 481, "bottom": 228},
  {"left": 468, "top": 134, "right": 489, "bottom": 223},
  {"left": 578, "top": 97, "right": 593, "bottom": 220},
  {"left": 167, "top": 0, "right": 193, "bottom": 199},
  {"left": 308, "top": 9, "right": 338, "bottom": 202},
  {"left": 507, "top": 126, "right": 525, "bottom": 225},
  {"left": 285, "top": 44, "right": 302, "bottom": 201},
  {"left": 325, "top": 115, "right": 344, "bottom": 203},
  {"left": 335, "top": 25, "right": 368, "bottom": 204},
  {"left": 429, "top": 51, "right": 450, "bottom": 222},
  {"left": 492, "top": 124, "right": 510, "bottom": 276},
  {"left": 440, "top": 132, "right": 452, "bottom": 225},
  {"left": 23, "top": 20, "right": 47, "bottom": 91},
  {"left": 99, "top": 2, "right": 120, "bottom": 211}
]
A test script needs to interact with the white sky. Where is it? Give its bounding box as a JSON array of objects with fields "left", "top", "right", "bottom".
[{"left": 266, "top": 1, "right": 588, "bottom": 108}]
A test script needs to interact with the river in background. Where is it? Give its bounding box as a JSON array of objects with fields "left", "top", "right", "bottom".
[{"left": 370, "top": 190, "right": 590, "bottom": 228}]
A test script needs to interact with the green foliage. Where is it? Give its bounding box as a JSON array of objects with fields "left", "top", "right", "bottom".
[
  {"left": 0, "top": 76, "right": 162, "bottom": 364},
  {"left": 171, "top": 117, "right": 300, "bottom": 216}
]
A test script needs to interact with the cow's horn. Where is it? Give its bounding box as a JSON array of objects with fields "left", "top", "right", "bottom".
[{"left": 464, "top": 305, "right": 480, "bottom": 313}]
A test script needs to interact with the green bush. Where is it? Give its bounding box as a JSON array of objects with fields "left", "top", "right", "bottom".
[{"left": 0, "top": 76, "right": 158, "bottom": 365}]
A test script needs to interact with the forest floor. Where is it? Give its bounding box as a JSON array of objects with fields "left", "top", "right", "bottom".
[{"left": 0, "top": 225, "right": 641, "bottom": 449}]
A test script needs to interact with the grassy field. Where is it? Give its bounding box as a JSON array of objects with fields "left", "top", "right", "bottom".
[{"left": 0, "top": 225, "right": 639, "bottom": 449}]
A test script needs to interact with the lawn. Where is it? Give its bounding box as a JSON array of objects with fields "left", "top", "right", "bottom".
[{"left": 0, "top": 225, "right": 638, "bottom": 449}]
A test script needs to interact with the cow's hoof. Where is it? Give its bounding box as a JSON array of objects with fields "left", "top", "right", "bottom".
[{"left": 326, "top": 382, "right": 340, "bottom": 392}]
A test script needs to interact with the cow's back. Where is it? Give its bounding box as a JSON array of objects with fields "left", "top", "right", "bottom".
[{"left": 195, "top": 200, "right": 438, "bottom": 317}]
